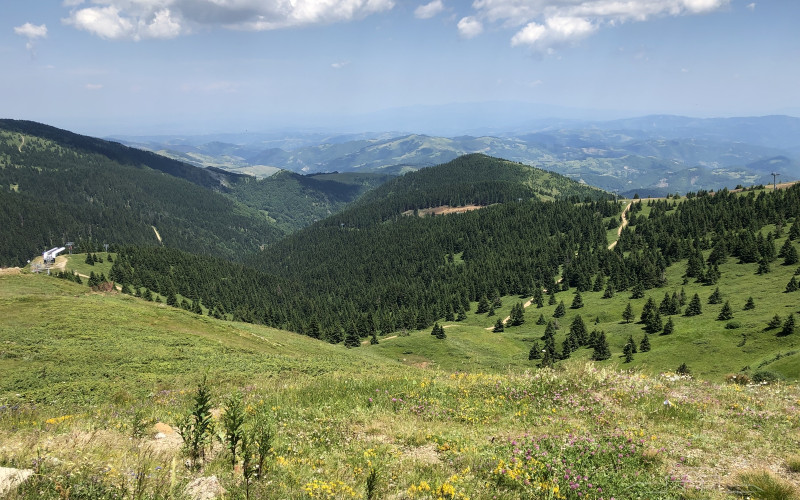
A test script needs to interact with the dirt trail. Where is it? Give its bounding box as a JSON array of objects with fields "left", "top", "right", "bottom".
[
  {"left": 608, "top": 200, "right": 637, "bottom": 250},
  {"left": 485, "top": 298, "right": 534, "bottom": 330},
  {"left": 17, "top": 135, "right": 25, "bottom": 153}
]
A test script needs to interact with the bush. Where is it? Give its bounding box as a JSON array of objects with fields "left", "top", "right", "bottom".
[
  {"left": 725, "top": 321, "right": 742, "bottom": 330},
  {"left": 730, "top": 470, "right": 797, "bottom": 499},
  {"left": 751, "top": 371, "right": 783, "bottom": 384},
  {"left": 724, "top": 373, "right": 750, "bottom": 385}
]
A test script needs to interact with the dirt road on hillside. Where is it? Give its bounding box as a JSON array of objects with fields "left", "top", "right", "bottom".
[{"left": 608, "top": 200, "right": 637, "bottom": 250}]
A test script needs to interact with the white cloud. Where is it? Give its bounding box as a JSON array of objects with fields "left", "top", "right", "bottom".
[
  {"left": 747, "top": 3, "right": 756, "bottom": 11},
  {"left": 415, "top": 0, "right": 444, "bottom": 20},
  {"left": 85, "top": 83, "right": 104, "bottom": 90},
  {"left": 14, "top": 23, "right": 48, "bottom": 39},
  {"left": 457, "top": 16, "right": 483, "bottom": 38},
  {"left": 62, "top": 0, "right": 395, "bottom": 40},
  {"left": 331, "top": 61, "right": 350, "bottom": 69},
  {"left": 467, "top": 0, "right": 730, "bottom": 51}
]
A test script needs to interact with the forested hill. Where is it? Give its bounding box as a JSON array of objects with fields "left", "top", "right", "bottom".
[
  {"left": 0, "top": 121, "right": 284, "bottom": 266},
  {"left": 0, "top": 120, "right": 230, "bottom": 189},
  {"left": 323, "top": 154, "right": 610, "bottom": 227}
]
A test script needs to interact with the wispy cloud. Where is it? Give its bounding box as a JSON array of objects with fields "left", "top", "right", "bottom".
[
  {"left": 85, "top": 83, "right": 104, "bottom": 90},
  {"left": 415, "top": 0, "right": 444, "bottom": 20},
  {"left": 331, "top": 61, "right": 350, "bottom": 70},
  {"left": 13, "top": 22, "right": 48, "bottom": 56},
  {"left": 62, "top": 0, "right": 396, "bottom": 41},
  {"left": 464, "top": 0, "right": 730, "bottom": 51}
]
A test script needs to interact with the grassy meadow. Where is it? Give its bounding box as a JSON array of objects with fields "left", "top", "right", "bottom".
[{"left": 2, "top": 265, "right": 800, "bottom": 499}]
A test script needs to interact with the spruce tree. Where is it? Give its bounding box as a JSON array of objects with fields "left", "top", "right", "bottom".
[
  {"left": 623, "top": 342, "right": 634, "bottom": 363},
  {"left": 659, "top": 292, "right": 672, "bottom": 314},
  {"left": 767, "top": 314, "right": 783, "bottom": 329},
  {"left": 344, "top": 328, "right": 361, "bottom": 348},
  {"left": 780, "top": 314, "right": 796, "bottom": 336},
  {"left": 456, "top": 307, "right": 467, "bottom": 322},
  {"left": 543, "top": 320, "right": 557, "bottom": 340},
  {"left": 548, "top": 291, "right": 557, "bottom": 306},
  {"left": 717, "top": 301, "right": 733, "bottom": 321},
  {"left": 493, "top": 318, "right": 505, "bottom": 333},
  {"left": 602, "top": 284, "right": 615, "bottom": 299},
  {"left": 646, "top": 310, "right": 663, "bottom": 334},
  {"left": 593, "top": 273, "right": 605, "bottom": 292},
  {"left": 630, "top": 282, "right": 645, "bottom": 299},
  {"left": 784, "top": 244, "right": 799, "bottom": 266},
  {"left": 85, "top": 253, "right": 94, "bottom": 266},
  {"left": 571, "top": 291, "right": 584, "bottom": 309},
  {"left": 708, "top": 287, "right": 722, "bottom": 305},
  {"left": 476, "top": 295, "right": 490, "bottom": 314},
  {"left": 639, "top": 334, "right": 651, "bottom": 352},
  {"left": 662, "top": 317, "right": 675, "bottom": 335},
  {"left": 744, "top": 296, "right": 755, "bottom": 310},
  {"left": 591, "top": 331, "right": 611, "bottom": 361},
  {"left": 785, "top": 276, "right": 799, "bottom": 293},
  {"left": 431, "top": 322, "right": 441, "bottom": 336},
  {"left": 569, "top": 315, "right": 588, "bottom": 346},
  {"left": 627, "top": 334, "right": 638, "bottom": 353},
  {"left": 509, "top": 302, "right": 526, "bottom": 326},
  {"left": 553, "top": 300, "right": 566, "bottom": 318},
  {"left": 622, "top": 302, "right": 635, "bottom": 324},
  {"left": 529, "top": 341, "right": 542, "bottom": 360},
  {"left": 640, "top": 297, "right": 656, "bottom": 324},
  {"left": 756, "top": 258, "right": 770, "bottom": 275},
  {"left": 790, "top": 222, "right": 800, "bottom": 241},
  {"left": 435, "top": 324, "right": 447, "bottom": 339},
  {"left": 487, "top": 305, "right": 496, "bottom": 317},
  {"left": 536, "top": 313, "right": 547, "bottom": 325},
  {"left": 684, "top": 293, "right": 702, "bottom": 316}
]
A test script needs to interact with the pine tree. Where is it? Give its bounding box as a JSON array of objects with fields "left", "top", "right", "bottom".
[
  {"left": 307, "top": 319, "right": 321, "bottom": 339},
  {"left": 630, "top": 282, "right": 645, "bottom": 299},
  {"left": 571, "top": 291, "right": 584, "bottom": 309},
  {"left": 602, "top": 283, "right": 615, "bottom": 299},
  {"left": 535, "top": 289, "right": 544, "bottom": 308},
  {"left": 553, "top": 300, "right": 566, "bottom": 318},
  {"left": 476, "top": 295, "right": 490, "bottom": 314},
  {"left": 456, "top": 307, "right": 467, "bottom": 322},
  {"left": 435, "top": 324, "right": 447, "bottom": 339},
  {"left": 85, "top": 253, "right": 95, "bottom": 266},
  {"left": 767, "top": 314, "right": 783, "bottom": 329},
  {"left": 659, "top": 292, "right": 672, "bottom": 314},
  {"left": 640, "top": 297, "right": 656, "bottom": 324},
  {"left": 717, "top": 301, "right": 733, "bottom": 321},
  {"left": 431, "top": 323, "right": 440, "bottom": 336},
  {"left": 639, "top": 334, "right": 651, "bottom": 352},
  {"left": 548, "top": 291, "right": 557, "bottom": 306},
  {"left": 543, "top": 320, "right": 557, "bottom": 340},
  {"left": 646, "top": 310, "right": 663, "bottom": 334},
  {"left": 493, "top": 318, "right": 505, "bottom": 333},
  {"left": 756, "top": 258, "right": 770, "bottom": 275},
  {"left": 670, "top": 292, "right": 682, "bottom": 315},
  {"left": 623, "top": 342, "right": 634, "bottom": 363},
  {"left": 344, "top": 327, "right": 361, "bottom": 348},
  {"left": 529, "top": 341, "right": 542, "bottom": 360},
  {"left": 744, "top": 296, "right": 755, "bottom": 310},
  {"left": 780, "top": 314, "right": 796, "bottom": 336},
  {"left": 627, "top": 335, "right": 638, "bottom": 353},
  {"left": 509, "top": 302, "right": 526, "bottom": 326},
  {"left": 622, "top": 302, "right": 635, "bottom": 324},
  {"left": 536, "top": 313, "right": 547, "bottom": 325},
  {"left": 591, "top": 331, "right": 611, "bottom": 361},
  {"left": 370, "top": 332, "right": 379, "bottom": 344},
  {"left": 784, "top": 244, "right": 799, "bottom": 266},
  {"left": 569, "top": 315, "right": 588, "bottom": 346},
  {"left": 684, "top": 293, "right": 702, "bottom": 316},
  {"left": 708, "top": 287, "right": 722, "bottom": 305},
  {"left": 790, "top": 222, "right": 800, "bottom": 241},
  {"left": 662, "top": 317, "right": 675, "bottom": 335},
  {"left": 785, "top": 276, "right": 799, "bottom": 293}
]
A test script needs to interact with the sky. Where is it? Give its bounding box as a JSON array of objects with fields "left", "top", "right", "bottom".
[{"left": 2, "top": 0, "right": 799, "bottom": 136}]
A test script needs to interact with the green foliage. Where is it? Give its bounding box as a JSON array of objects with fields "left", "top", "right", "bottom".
[
  {"left": 571, "top": 291, "right": 584, "bottom": 309},
  {"left": 177, "top": 376, "right": 215, "bottom": 469},
  {"left": 779, "top": 314, "right": 796, "bottom": 337},
  {"left": 553, "top": 300, "right": 566, "bottom": 318},
  {"left": 662, "top": 317, "right": 675, "bottom": 336},
  {"left": 708, "top": 287, "right": 722, "bottom": 305},
  {"left": 493, "top": 318, "right": 505, "bottom": 333},
  {"left": 731, "top": 470, "right": 798, "bottom": 499},
  {"left": 508, "top": 302, "right": 525, "bottom": 326},
  {"left": 639, "top": 333, "right": 651, "bottom": 352},
  {"left": 622, "top": 302, "right": 634, "bottom": 324},
  {"left": 717, "top": 301, "right": 734, "bottom": 321},
  {"left": 744, "top": 296, "right": 756, "bottom": 310},
  {"left": 221, "top": 391, "right": 246, "bottom": 468},
  {"left": 684, "top": 293, "right": 703, "bottom": 317}
]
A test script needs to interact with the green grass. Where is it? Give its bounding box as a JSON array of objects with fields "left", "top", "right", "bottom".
[{"left": 2, "top": 259, "right": 800, "bottom": 498}]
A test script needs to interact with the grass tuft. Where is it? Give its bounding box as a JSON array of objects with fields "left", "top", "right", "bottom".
[{"left": 731, "top": 470, "right": 798, "bottom": 500}]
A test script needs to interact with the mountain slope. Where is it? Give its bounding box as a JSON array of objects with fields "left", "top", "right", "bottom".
[{"left": 0, "top": 121, "right": 283, "bottom": 265}]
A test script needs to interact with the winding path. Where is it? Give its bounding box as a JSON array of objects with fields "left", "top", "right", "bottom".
[
  {"left": 608, "top": 200, "right": 636, "bottom": 250},
  {"left": 18, "top": 135, "right": 25, "bottom": 153}
]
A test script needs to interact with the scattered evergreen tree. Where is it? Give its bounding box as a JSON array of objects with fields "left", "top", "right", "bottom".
[
  {"left": 789, "top": 222, "right": 800, "bottom": 241},
  {"left": 456, "top": 307, "right": 467, "bottom": 322},
  {"left": 435, "top": 323, "right": 446, "bottom": 339},
  {"left": 662, "top": 317, "right": 675, "bottom": 335},
  {"left": 370, "top": 332, "right": 379, "bottom": 345},
  {"left": 676, "top": 363, "right": 691, "bottom": 375},
  {"left": 569, "top": 315, "right": 588, "bottom": 346},
  {"left": 307, "top": 319, "right": 321, "bottom": 340},
  {"left": 493, "top": 318, "right": 505, "bottom": 333},
  {"left": 571, "top": 291, "right": 584, "bottom": 309},
  {"left": 640, "top": 297, "right": 656, "bottom": 324},
  {"left": 167, "top": 293, "right": 178, "bottom": 307},
  {"left": 717, "top": 301, "right": 733, "bottom": 321},
  {"left": 708, "top": 287, "right": 722, "bottom": 305},
  {"left": 670, "top": 291, "right": 682, "bottom": 315},
  {"left": 529, "top": 341, "right": 542, "bottom": 360},
  {"left": 684, "top": 293, "right": 703, "bottom": 316},
  {"left": 476, "top": 295, "right": 490, "bottom": 314},
  {"left": 85, "top": 253, "right": 95, "bottom": 266},
  {"left": 553, "top": 300, "right": 566, "bottom": 318},
  {"left": 491, "top": 294, "right": 503, "bottom": 309},
  {"left": 144, "top": 288, "right": 154, "bottom": 302},
  {"left": 639, "top": 333, "right": 651, "bottom": 352},
  {"left": 785, "top": 276, "right": 799, "bottom": 293},
  {"left": 542, "top": 320, "right": 557, "bottom": 340},
  {"left": 445, "top": 306, "right": 455, "bottom": 322},
  {"left": 602, "top": 283, "right": 615, "bottom": 299},
  {"left": 622, "top": 302, "right": 635, "bottom": 324},
  {"left": 679, "top": 287, "right": 687, "bottom": 306},
  {"left": 659, "top": 292, "right": 673, "bottom": 314},
  {"left": 536, "top": 313, "right": 547, "bottom": 325},
  {"left": 623, "top": 342, "right": 634, "bottom": 363},
  {"left": 591, "top": 331, "right": 611, "bottom": 361},
  {"left": 592, "top": 273, "right": 605, "bottom": 292},
  {"left": 767, "top": 314, "right": 783, "bottom": 330},
  {"left": 784, "top": 244, "right": 799, "bottom": 265},
  {"left": 548, "top": 291, "right": 557, "bottom": 306},
  {"left": 645, "top": 310, "right": 663, "bottom": 334},
  {"left": 487, "top": 304, "right": 496, "bottom": 317},
  {"left": 626, "top": 334, "right": 638, "bottom": 353},
  {"left": 756, "top": 258, "right": 770, "bottom": 275},
  {"left": 509, "top": 302, "right": 525, "bottom": 326},
  {"left": 744, "top": 296, "right": 755, "bottom": 310},
  {"left": 534, "top": 289, "right": 544, "bottom": 308},
  {"left": 780, "top": 314, "right": 796, "bottom": 336}
]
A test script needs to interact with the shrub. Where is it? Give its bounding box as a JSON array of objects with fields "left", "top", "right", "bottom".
[
  {"left": 725, "top": 321, "right": 742, "bottom": 330},
  {"left": 724, "top": 373, "right": 750, "bottom": 385},
  {"left": 676, "top": 363, "right": 691, "bottom": 375},
  {"left": 730, "top": 470, "right": 797, "bottom": 500},
  {"left": 751, "top": 371, "right": 783, "bottom": 384}
]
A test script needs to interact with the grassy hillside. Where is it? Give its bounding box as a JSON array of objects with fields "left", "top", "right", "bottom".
[
  {"left": 0, "top": 122, "right": 284, "bottom": 265},
  {"left": 2, "top": 272, "right": 799, "bottom": 499}
]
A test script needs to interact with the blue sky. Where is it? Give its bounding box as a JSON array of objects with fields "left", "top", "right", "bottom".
[{"left": 2, "top": 0, "right": 799, "bottom": 135}]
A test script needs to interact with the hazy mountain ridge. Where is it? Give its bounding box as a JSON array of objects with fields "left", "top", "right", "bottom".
[{"left": 115, "top": 114, "right": 800, "bottom": 196}]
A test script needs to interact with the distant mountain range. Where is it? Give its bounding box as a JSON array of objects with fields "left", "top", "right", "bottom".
[{"left": 112, "top": 114, "right": 800, "bottom": 197}]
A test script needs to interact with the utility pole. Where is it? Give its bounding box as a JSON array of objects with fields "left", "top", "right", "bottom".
[{"left": 771, "top": 172, "right": 780, "bottom": 191}]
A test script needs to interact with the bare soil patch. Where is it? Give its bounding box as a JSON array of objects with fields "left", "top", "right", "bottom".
[{"left": 403, "top": 205, "right": 487, "bottom": 217}]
